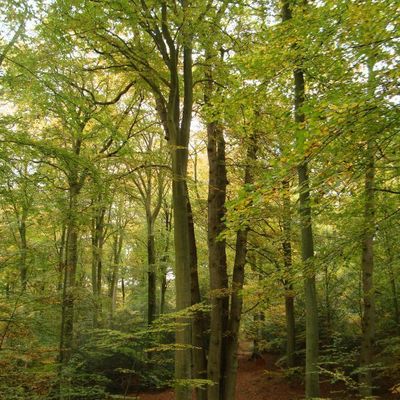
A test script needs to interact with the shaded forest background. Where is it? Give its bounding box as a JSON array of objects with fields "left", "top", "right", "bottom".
[{"left": 0, "top": 0, "right": 399, "bottom": 399}]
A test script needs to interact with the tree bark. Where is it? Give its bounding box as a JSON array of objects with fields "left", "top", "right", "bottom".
[
  {"left": 17, "top": 208, "right": 28, "bottom": 291},
  {"left": 59, "top": 181, "right": 80, "bottom": 366},
  {"left": 298, "top": 160, "right": 320, "bottom": 398},
  {"left": 147, "top": 216, "right": 157, "bottom": 325},
  {"left": 109, "top": 230, "right": 123, "bottom": 328},
  {"left": 222, "top": 135, "right": 257, "bottom": 400},
  {"left": 160, "top": 203, "right": 171, "bottom": 315},
  {"left": 281, "top": 2, "right": 320, "bottom": 396},
  {"left": 187, "top": 188, "right": 208, "bottom": 400},
  {"left": 282, "top": 180, "right": 296, "bottom": 368},
  {"left": 206, "top": 121, "right": 229, "bottom": 400},
  {"left": 91, "top": 200, "right": 106, "bottom": 327},
  {"left": 359, "top": 139, "right": 375, "bottom": 397}
]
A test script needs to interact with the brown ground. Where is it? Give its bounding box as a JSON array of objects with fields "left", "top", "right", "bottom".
[{"left": 131, "top": 350, "right": 397, "bottom": 400}]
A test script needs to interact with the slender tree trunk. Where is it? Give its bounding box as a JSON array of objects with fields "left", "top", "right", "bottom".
[
  {"left": 298, "top": 160, "right": 320, "bottom": 398},
  {"left": 324, "top": 264, "right": 332, "bottom": 338},
  {"left": 121, "top": 277, "right": 125, "bottom": 305},
  {"left": 109, "top": 231, "right": 123, "bottom": 328},
  {"left": 57, "top": 226, "right": 66, "bottom": 292},
  {"left": 18, "top": 209, "right": 28, "bottom": 290},
  {"left": 206, "top": 121, "right": 229, "bottom": 400},
  {"left": 387, "top": 260, "right": 400, "bottom": 332},
  {"left": 252, "top": 310, "right": 265, "bottom": 360},
  {"left": 282, "top": 179, "right": 296, "bottom": 368},
  {"left": 59, "top": 181, "right": 80, "bottom": 366},
  {"left": 187, "top": 190, "right": 208, "bottom": 400},
  {"left": 91, "top": 203, "right": 105, "bottom": 327},
  {"left": 223, "top": 135, "right": 257, "bottom": 400},
  {"left": 160, "top": 206, "right": 171, "bottom": 315},
  {"left": 359, "top": 140, "right": 375, "bottom": 397},
  {"left": 147, "top": 216, "right": 157, "bottom": 325},
  {"left": 281, "top": 4, "right": 320, "bottom": 396}
]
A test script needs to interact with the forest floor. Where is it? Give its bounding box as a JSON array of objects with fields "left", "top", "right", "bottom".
[{"left": 130, "top": 344, "right": 398, "bottom": 400}]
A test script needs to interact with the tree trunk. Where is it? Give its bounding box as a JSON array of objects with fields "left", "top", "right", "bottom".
[
  {"left": 298, "top": 160, "right": 320, "bottom": 398},
  {"left": 223, "top": 135, "right": 257, "bottom": 400},
  {"left": 282, "top": 179, "right": 296, "bottom": 368},
  {"left": 109, "top": 231, "right": 123, "bottom": 327},
  {"left": 324, "top": 264, "right": 332, "bottom": 338},
  {"left": 18, "top": 208, "right": 28, "bottom": 291},
  {"left": 147, "top": 217, "right": 157, "bottom": 325},
  {"left": 169, "top": 29, "right": 193, "bottom": 398},
  {"left": 187, "top": 189, "right": 208, "bottom": 400},
  {"left": 359, "top": 140, "right": 375, "bottom": 397},
  {"left": 206, "top": 121, "right": 229, "bottom": 400},
  {"left": 59, "top": 181, "right": 80, "bottom": 366},
  {"left": 121, "top": 277, "right": 125, "bottom": 305},
  {"left": 57, "top": 226, "right": 66, "bottom": 292},
  {"left": 387, "top": 260, "right": 399, "bottom": 333},
  {"left": 171, "top": 146, "right": 192, "bottom": 400},
  {"left": 160, "top": 205, "right": 171, "bottom": 315},
  {"left": 281, "top": 3, "right": 319, "bottom": 396},
  {"left": 91, "top": 202, "right": 105, "bottom": 327}
]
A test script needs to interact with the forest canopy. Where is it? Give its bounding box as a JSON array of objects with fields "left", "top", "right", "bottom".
[{"left": 0, "top": 0, "right": 399, "bottom": 399}]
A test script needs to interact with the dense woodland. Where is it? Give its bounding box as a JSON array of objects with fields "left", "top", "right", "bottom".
[{"left": 0, "top": 0, "right": 399, "bottom": 399}]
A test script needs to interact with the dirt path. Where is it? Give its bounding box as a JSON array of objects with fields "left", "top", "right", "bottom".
[
  {"left": 133, "top": 354, "right": 310, "bottom": 400},
  {"left": 132, "top": 353, "right": 397, "bottom": 400}
]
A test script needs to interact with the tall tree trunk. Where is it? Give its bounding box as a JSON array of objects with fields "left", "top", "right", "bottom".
[
  {"left": 59, "top": 181, "right": 80, "bottom": 366},
  {"left": 282, "top": 179, "right": 296, "bottom": 368},
  {"left": 147, "top": 216, "right": 157, "bottom": 325},
  {"left": 91, "top": 202, "right": 106, "bottom": 327},
  {"left": 206, "top": 121, "right": 229, "bottom": 400},
  {"left": 171, "top": 147, "right": 192, "bottom": 400},
  {"left": 282, "top": 3, "right": 319, "bottom": 396},
  {"left": 57, "top": 226, "right": 66, "bottom": 292},
  {"left": 145, "top": 4, "right": 193, "bottom": 397},
  {"left": 187, "top": 189, "right": 208, "bottom": 400},
  {"left": 170, "top": 17, "right": 194, "bottom": 398},
  {"left": 324, "top": 264, "right": 332, "bottom": 338},
  {"left": 387, "top": 258, "right": 400, "bottom": 333},
  {"left": 121, "top": 277, "right": 125, "bottom": 305},
  {"left": 160, "top": 204, "right": 171, "bottom": 315},
  {"left": 109, "top": 231, "right": 123, "bottom": 328},
  {"left": 359, "top": 139, "right": 375, "bottom": 397},
  {"left": 18, "top": 208, "right": 28, "bottom": 291},
  {"left": 222, "top": 135, "right": 257, "bottom": 400},
  {"left": 298, "top": 161, "right": 320, "bottom": 399}
]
